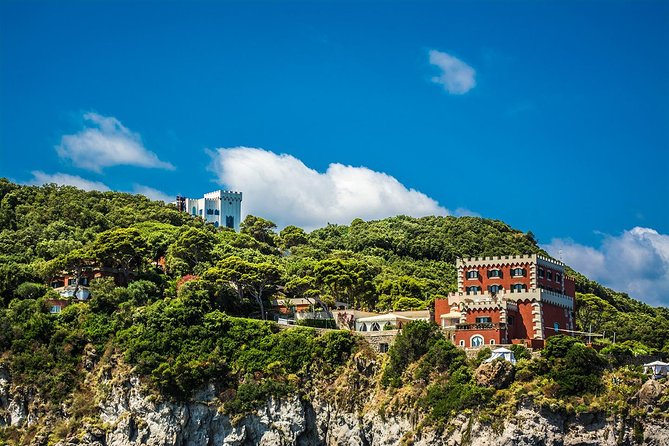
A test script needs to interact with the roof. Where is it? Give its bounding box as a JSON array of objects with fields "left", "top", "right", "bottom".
[
  {"left": 271, "top": 298, "right": 317, "bottom": 306},
  {"left": 394, "top": 310, "right": 431, "bottom": 319},
  {"left": 643, "top": 361, "right": 669, "bottom": 367},
  {"left": 491, "top": 347, "right": 514, "bottom": 353},
  {"left": 333, "top": 309, "right": 378, "bottom": 319},
  {"left": 440, "top": 311, "right": 462, "bottom": 319},
  {"left": 356, "top": 311, "right": 429, "bottom": 323}
]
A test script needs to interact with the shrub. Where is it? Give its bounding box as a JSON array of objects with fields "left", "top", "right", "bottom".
[
  {"left": 382, "top": 320, "right": 443, "bottom": 387},
  {"left": 509, "top": 344, "right": 532, "bottom": 361},
  {"left": 543, "top": 335, "right": 607, "bottom": 396},
  {"left": 473, "top": 347, "right": 492, "bottom": 366},
  {"left": 424, "top": 367, "right": 493, "bottom": 419},
  {"left": 296, "top": 318, "right": 337, "bottom": 329},
  {"left": 415, "top": 338, "right": 467, "bottom": 381},
  {"left": 600, "top": 343, "right": 634, "bottom": 366}
]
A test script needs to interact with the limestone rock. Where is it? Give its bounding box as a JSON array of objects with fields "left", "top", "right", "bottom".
[
  {"left": 635, "top": 379, "right": 668, "bottom": 409},
  {"left": 474, "top": 358, "right": 515, "bottom": 389}
]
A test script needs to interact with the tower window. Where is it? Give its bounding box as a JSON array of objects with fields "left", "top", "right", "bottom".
[
  {"left": 511, "top": 268, "right": 526, "bottom": 277},
  {"left": 488, "top": 269, "right": 502, "bottom": 278},
  {"left": 466, "top": 270, "right": 479, "bottom": 279},
  {"left": 555, "top": 273, "right": 562, "bottom": 282},
  {"left": 214, "top": 209, "right": 220, "bottom": 215},
  {"left": 488, "top": 285, "right": 503, "bottom": 294},
  {"left": 476, "top": 316, "right": 492, "bottom": 323},
  {"left": 546, "top": 271, "right": 553, "bottom": 281},
  {"left": 538, "top": 268, "right": 545, "bottom": 278},
  {"left": 225, "top": 216, "right": 234, "bottom": 228},
  {"left": 466, "top": 286, "right": 481, "bottom": 294},
  {"left": 511, "top": 283, "right": 527, "bottom": 292}
]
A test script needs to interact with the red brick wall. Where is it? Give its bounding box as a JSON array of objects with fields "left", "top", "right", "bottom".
[
  {"left": 454, "top": 328, "right": 504, "bottom": 347},
  {"left": 515, "top": 300, "right": 536, "bottom": 340},
  {"left": 537, "top": 266, "right": 563, "bottom": 293},
  {"left": 463, "top": 308, "right": 502, "bottom": 324},
  {"left": 462, "top": 263, "right": 532, "bottom": 293},
  {"left": 505, "top": 308, "right": 521, "bottom": 338},
  {"left": 434, "top": 298, "right": 450, "bottom": 323},
  {"left": 541, "top": 302, "right": 571, "bottom": 337},
  {"left": 564, "top": 276, "right": 576, "bottom": 298}
]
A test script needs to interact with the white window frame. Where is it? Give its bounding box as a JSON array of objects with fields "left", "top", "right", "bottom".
[
  {"left": 471, "top": 335, "right": 484, "bottom": 348},
  {"left": 511, "top": 268, "right": 526, "bottom": 277}
]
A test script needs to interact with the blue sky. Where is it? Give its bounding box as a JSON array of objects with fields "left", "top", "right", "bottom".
[{"left": 1, "top": 0, "right": 668, "bottom": 305}]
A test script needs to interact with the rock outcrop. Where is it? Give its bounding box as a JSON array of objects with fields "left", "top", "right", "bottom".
[
  {"left": 3, "top": 364, "right": 669, "bottom": 446},
  {"left": 474, "top": 359, "right": 515, "bottom": 389}
]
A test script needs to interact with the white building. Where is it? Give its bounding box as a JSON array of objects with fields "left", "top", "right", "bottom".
[{"left": 176, "top": 190, "right": 243, "bottom": 231}]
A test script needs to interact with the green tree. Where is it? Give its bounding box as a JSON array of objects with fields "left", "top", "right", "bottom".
[
  {"left": 279, "top": 225, "right": 308, "bottom": 249},
  {"left": 313, "top": 258, "right": 378, "bottom": 309},
  {"left": 542, "top": 335, "right": 607, "bottom": 396},
  {"left": 91, "top": 228, "right": 148, "bottom": 283},
  {"left": 575, "top": 292, "right": 617, "bottom": 332},
  {"left": 240, "top": 215, "right": 277, "bottom": 246},
  {"left": 165, "top": 226, "right": 216, "bottom": 275},
  {"left": 392, "top": 296, "right": 427, "bottom": 311},
  {"left": 382, "top": 320, "right": 443, "bottom": 387}
]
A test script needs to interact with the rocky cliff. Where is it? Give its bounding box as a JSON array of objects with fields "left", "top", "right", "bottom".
[{"left": 1, "top": 362, "right": 668, "bottom": 446}]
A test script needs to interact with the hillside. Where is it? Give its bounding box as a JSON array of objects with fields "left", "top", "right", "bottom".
[{"left": 0, "top": 179, "right": 668, "bottom": 445}]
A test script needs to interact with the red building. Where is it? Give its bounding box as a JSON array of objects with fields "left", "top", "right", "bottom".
[{"left": 434, "top": 254, "right": 575, "bottom": 349}]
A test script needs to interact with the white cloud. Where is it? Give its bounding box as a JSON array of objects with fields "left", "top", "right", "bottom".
[
  {"left": 208, "top": 147, "right": 448, "bottom": 230},
  {"left": 132, "top": 184, "right": 174, "bottom": 202},
  {"left": 27, "top": 171, "right": 111, "bottom": 192},
  {"left": 454, "top": 208, "right": 481, "bottom": 218},
  {"left": 429, "top": 49, "right": 476, "bottom": 94},
  {"left": 56, "top": 112, "right": 174, "bottom": 172},
  {"left": 543, "top": 227, "right": 669, "bottom": 307}
]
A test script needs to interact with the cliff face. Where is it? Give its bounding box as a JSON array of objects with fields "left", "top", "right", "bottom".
[{"left": 2, "top": 366, "right": 668, "bottom": 446}]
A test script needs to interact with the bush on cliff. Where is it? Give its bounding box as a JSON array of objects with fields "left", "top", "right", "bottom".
[{"left": 542, "top": 335, "right": 607, "bottom": 396}]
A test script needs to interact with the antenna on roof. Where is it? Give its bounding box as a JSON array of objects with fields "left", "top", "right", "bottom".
[{"left": 559, "top": 249, "right": 563, "bottom": 262}]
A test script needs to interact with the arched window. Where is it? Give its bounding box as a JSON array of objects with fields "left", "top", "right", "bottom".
[
  {"left": 511, "top": 283, "right": 527, "bottom": 292},
  {"left": 490, "top": 339, "right": 496, "bottom": 345},
  {"left": 471, "top": 335, "right": 484, "bottom": 348},
  {"left": 511, "top": 268, "right": 526, "bottom": 277},
  {"left": 214, "top": 209, "right": 220, "bottom": 215},
  {"left": 360, "top": 323, "right": 367, "bottom": 332},
  {"left": 191, "top": 206, "right": 197, "bottom": 215},
  {"left": 371, "top": 322, "right": 381, "bottom": 331},
  {"left": 466, "top": 286, "right": 481, "bottom": 294},
  {"left": 488, "top": 285, "right": 503, "bottom": 294},
  {"left": 214, "top": 221, "right": 219, "bottom": 228},
  {"left": 459, "top": 340, "right": 465, "bottom": 347},
  {"left": 487, "top": 269, "right": 502, "bottom": 278},
  {"left": 554, "top": 322, "right": 560, "bottom": 333},
  {"left": 466, "top": 270, "right": 479, "bottom": 279}
]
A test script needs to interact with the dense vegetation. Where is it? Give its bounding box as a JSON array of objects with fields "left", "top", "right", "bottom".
[{"left": 0, "top": 178, "right": 667, "bottom": 441}]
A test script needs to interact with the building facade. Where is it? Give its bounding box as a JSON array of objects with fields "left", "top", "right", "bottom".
[
  {"left": 176, "top": 190, "right": 243, "bottom": 231},
  {"left": 434, "top": 254, "right": 575, "bottom": 349}
]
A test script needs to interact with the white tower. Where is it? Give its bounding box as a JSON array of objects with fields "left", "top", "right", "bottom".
[{"left": 178, "top": 190, "right": 243, "bottom": 231}]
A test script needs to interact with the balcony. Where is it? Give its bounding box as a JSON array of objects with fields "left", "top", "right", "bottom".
[{"left": 455, "top": 322, "right": 507, "bottom": 331}]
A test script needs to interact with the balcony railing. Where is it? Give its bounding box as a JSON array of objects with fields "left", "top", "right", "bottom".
[{"left": 455, "top": 322, "right": 507, "bottom": 331}]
